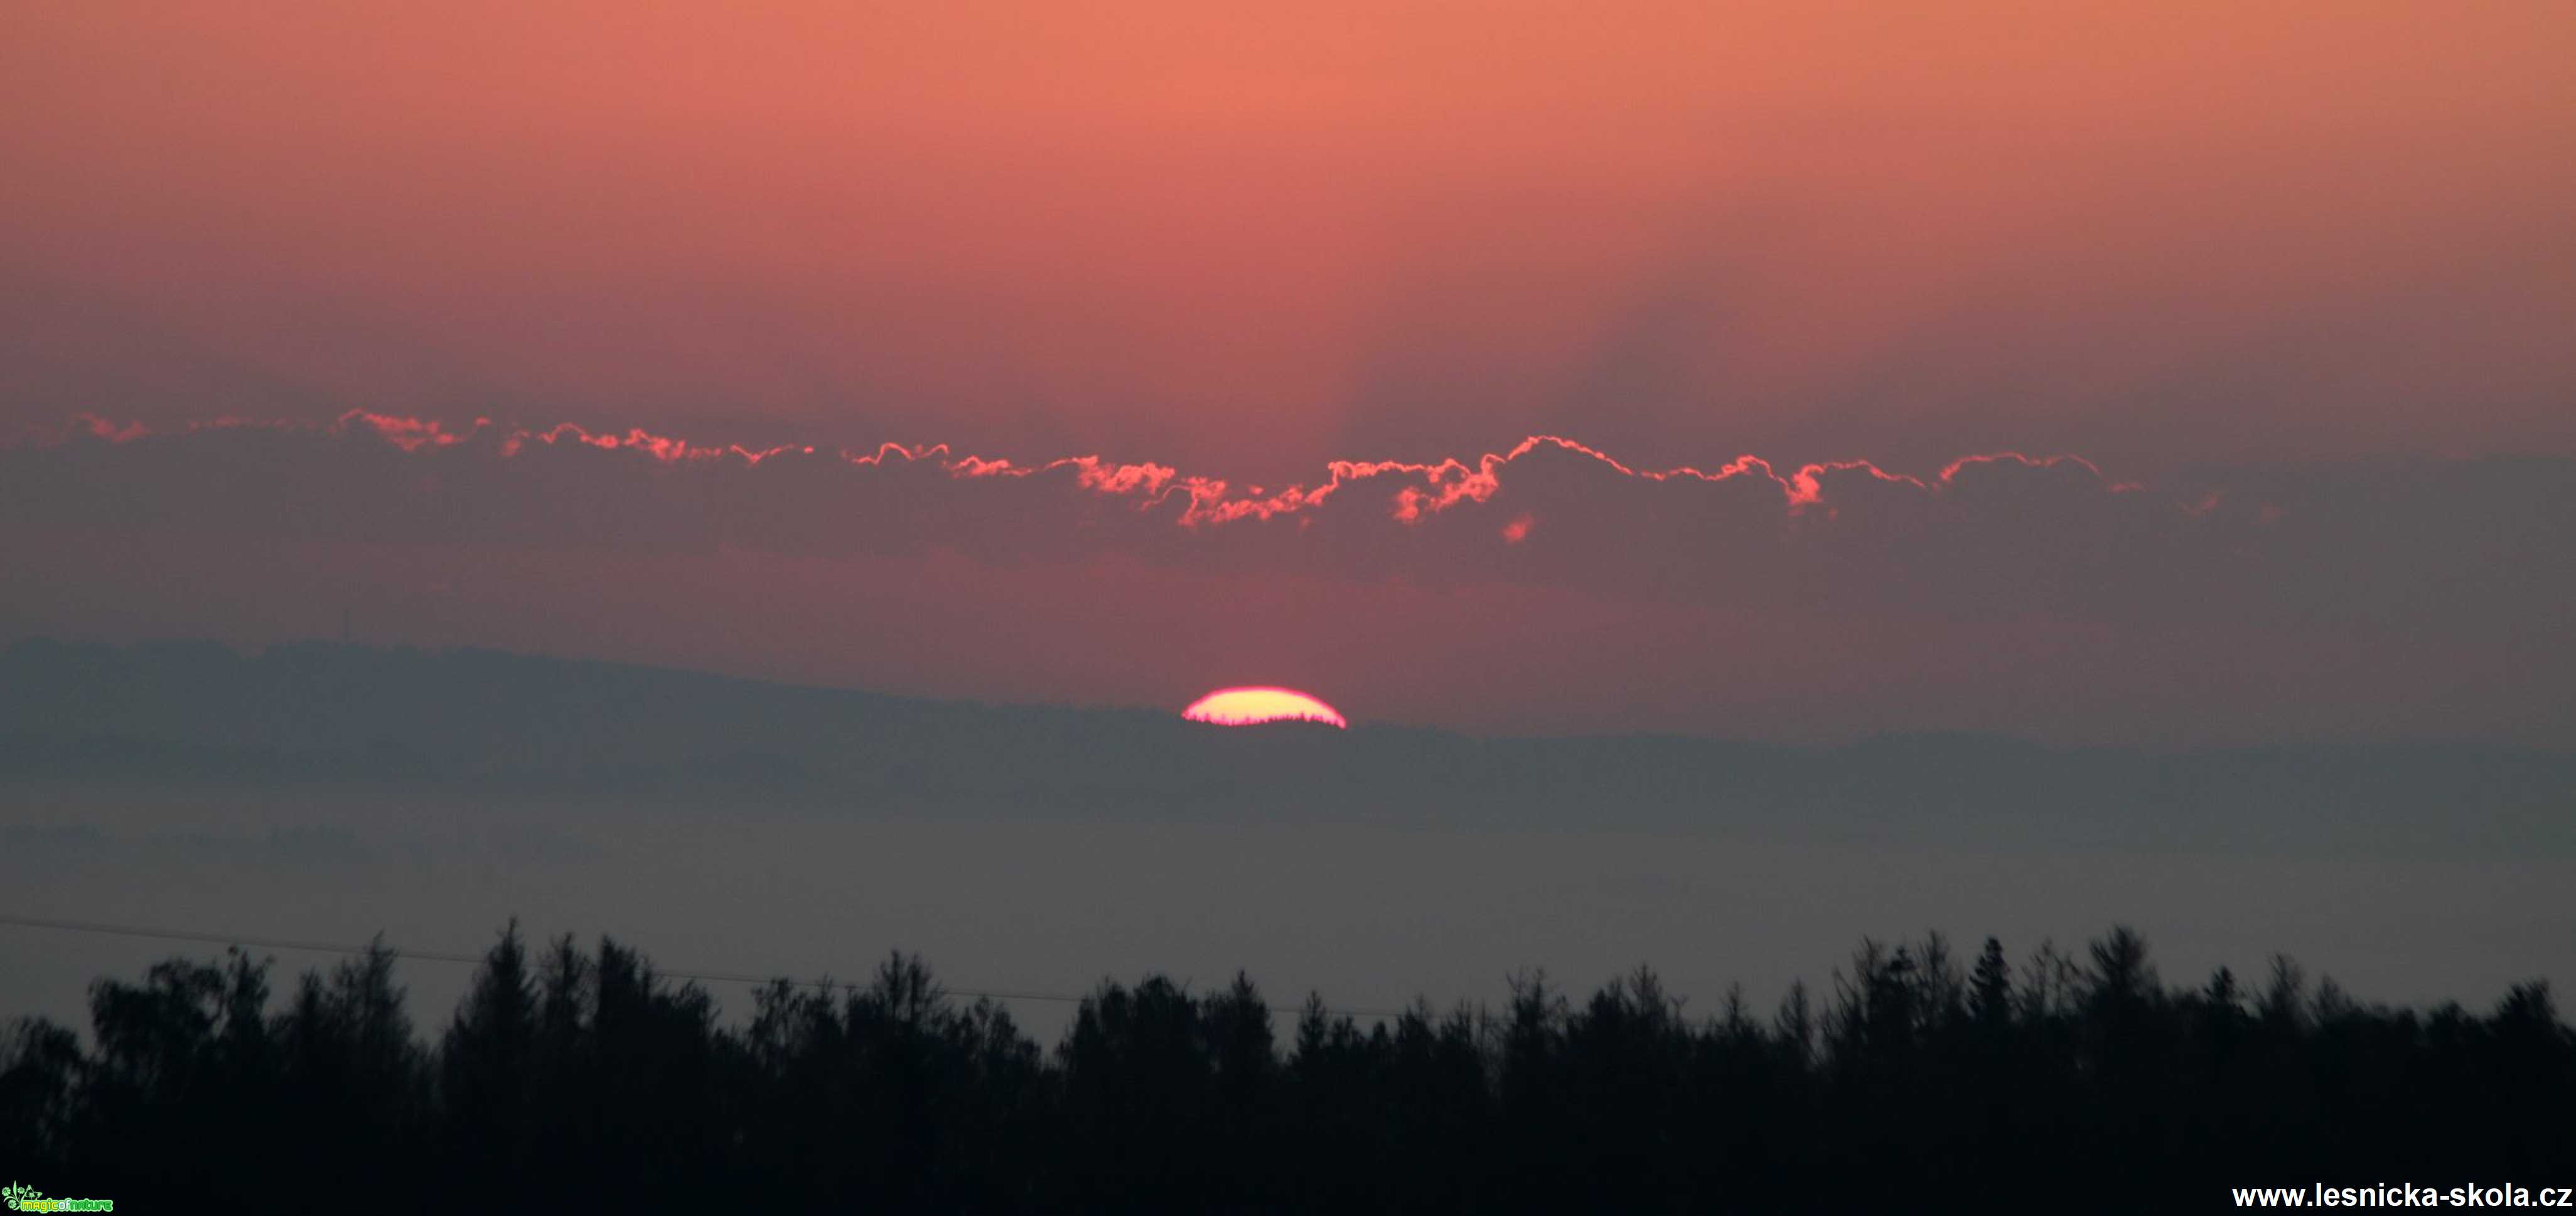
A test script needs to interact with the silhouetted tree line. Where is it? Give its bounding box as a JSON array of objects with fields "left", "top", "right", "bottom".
[{"left": 4, "top": 926, "right": 2570, "bottom": 1212}]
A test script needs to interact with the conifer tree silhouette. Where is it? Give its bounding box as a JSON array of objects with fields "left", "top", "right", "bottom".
[{"left": 9, "top": 924, "right": 2573, "bottom": 1214}]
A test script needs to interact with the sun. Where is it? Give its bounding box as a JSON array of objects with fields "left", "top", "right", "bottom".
[{"left": 1181, "top": 686, "right": 1348, "bottom": 728}]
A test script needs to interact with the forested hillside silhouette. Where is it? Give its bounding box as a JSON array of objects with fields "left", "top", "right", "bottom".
[{"left": 5, "top": 926, "right": 2568, "bottom": 1212}]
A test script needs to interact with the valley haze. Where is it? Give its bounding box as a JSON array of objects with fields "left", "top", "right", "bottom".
[{"left": 4, "top": 638, "right": 2566, "bottom": 1042}]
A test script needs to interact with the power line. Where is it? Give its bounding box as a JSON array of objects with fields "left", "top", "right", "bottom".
[{"left": 0, "top": 912, "right": 1410, "bottom": 1020}]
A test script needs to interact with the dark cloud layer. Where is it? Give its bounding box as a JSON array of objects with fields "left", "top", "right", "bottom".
[
  {"left": 10, "top": 413, "right": 2569, "bottom": 625},
  {"left": 4, "top": 413, "right": 2568, "bottom": 744}
]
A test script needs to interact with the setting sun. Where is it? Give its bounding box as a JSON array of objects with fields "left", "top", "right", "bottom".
[{"left": 1181, "top": 686, "right": 1348, "bottom": 728}]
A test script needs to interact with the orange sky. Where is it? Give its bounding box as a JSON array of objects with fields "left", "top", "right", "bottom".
[
  {"left": 7, "top": 0, "right": 2571, "bottom": 479},
  {"left": 5, "top": 2, "right": 2573, "bottom": 741}
]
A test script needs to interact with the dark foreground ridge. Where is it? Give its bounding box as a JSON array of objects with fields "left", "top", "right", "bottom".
[{"left": 4, "top": 926, "right": 2568, "bottom": 1212}]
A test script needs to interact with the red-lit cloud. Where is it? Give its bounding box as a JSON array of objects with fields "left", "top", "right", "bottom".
[
  {"left": 6, "top": 410, "right": 2564, "bottom": 624},
  {"left": 3, "top": 412, "right": 2569, "bottom": 745},
  {"left": 16, "top": 410, "right": 2108, "bottom": 530}
]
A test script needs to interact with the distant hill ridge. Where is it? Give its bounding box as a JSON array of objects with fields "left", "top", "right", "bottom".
[{"left": 3, "top": 637, "right": 2568, "bottom": 858}]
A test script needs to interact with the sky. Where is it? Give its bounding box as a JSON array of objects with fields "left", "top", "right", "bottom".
[{"left": 5, "top": 0, "right": 2573, "bottom": 744}]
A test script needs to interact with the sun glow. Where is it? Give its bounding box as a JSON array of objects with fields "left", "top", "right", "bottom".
[{"left": 1181, "top": 686, "right": 1348, "bottom": 728}]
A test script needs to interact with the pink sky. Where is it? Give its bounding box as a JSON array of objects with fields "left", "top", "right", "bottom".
[
  {"left": 9, "top": 1, "right": 2570, "bottom": 474},
  {"left": 4, "top": 2, "right": 2570, "bottom": 740}
]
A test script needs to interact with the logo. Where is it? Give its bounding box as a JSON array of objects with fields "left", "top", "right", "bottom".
[{"left": 2, "top": 1183, "right": 113, "bottom": 1213}]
